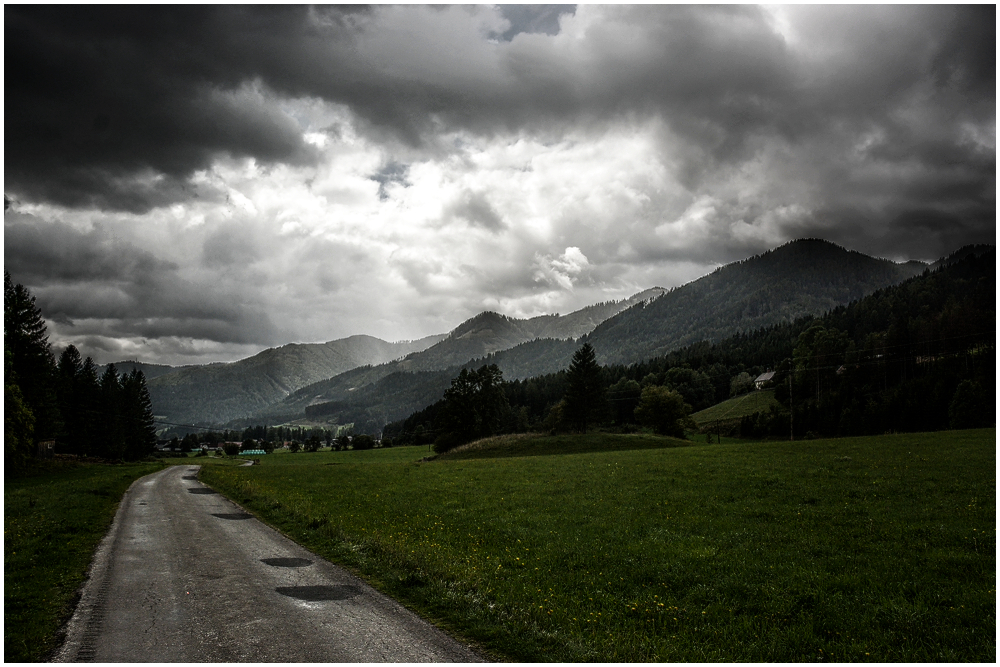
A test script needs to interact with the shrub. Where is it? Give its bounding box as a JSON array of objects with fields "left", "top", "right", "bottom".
[
  {"left": 352, "top": 434, "right": 375, "bottom": 450},
  {"left": 634, "top": 386, "right": 689, "bottom": 438}
]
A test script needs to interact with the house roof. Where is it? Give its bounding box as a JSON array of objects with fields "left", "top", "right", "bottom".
[{"left": 755, "top": 371, "right": 775, "bottom": 383}]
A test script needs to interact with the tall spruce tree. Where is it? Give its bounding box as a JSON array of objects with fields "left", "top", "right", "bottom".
[
  {"left": 4, "top": 271, "right": 61, "bottom": 440},
  {"left": 98, "top": 364, "right": 126, "bottom": 459},
  {"left": 563, "top": 343, "right": 606, "bottom": 432},
  {"left": 121, "top": 369, "right": 157, "bottom": 460}
]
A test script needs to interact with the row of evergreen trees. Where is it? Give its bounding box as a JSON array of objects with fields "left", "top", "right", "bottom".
[{"left": 5, "top": 272, "right": 157, "bottom": 469}]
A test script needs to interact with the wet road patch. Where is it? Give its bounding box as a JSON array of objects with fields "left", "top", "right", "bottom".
[
  {"left": 262, "top": 557, "right": 313, "bottom": 568},
  {"left": 187, "top": 488, "right": 218, "bottom": 494},
  {"left": 212, "top": 513, "right": 253, "bottom": 520},
  {"left": 182, "top": 475, "right": 198, "bottom": 480},
  {"left": 275, "top": 585, "right": 362, "bottom": 601}
]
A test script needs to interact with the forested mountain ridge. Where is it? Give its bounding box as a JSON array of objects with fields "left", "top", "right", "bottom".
[
  {"left": 99, "top": 360, "right": 187, "bottom": 381},
  {"left": 392, "top": 287, "right": 666, "bottom": 373},
  {"left": 250, "top": 292, "right": 665, "bottom": 423},
  {"left": 243, "top": 239, "right": 931, "bottom": 431},
  {"left": 147, "top": 333, "right": 445, "bottom": 425},
  {"left": 385, "top": 247, "right": 994, "bottom": 444},
  {"left": 583, "top": 238, "right": 927, "bottom": 365}
]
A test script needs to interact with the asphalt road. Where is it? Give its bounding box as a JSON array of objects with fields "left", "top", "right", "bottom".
[{"left": 54, "top": 465, "right": 482, "bottom": 662}]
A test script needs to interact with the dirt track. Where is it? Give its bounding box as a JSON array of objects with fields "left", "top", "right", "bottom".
[{"left": 53, "top": 465, "right": 481, "bottom": 662}]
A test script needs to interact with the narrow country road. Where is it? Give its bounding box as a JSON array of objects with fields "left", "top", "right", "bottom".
[{"left": 54, "top": 465, "right": 482, "bottom": 662}]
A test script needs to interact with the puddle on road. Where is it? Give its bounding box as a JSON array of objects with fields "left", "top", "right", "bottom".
[
  {"left": 275, "top": 585, "right": 361, "bottom": 601},
  {"left": 262, "top": 557, "right": 313, "bottom": 568},
  {"left": 212, "top": 513, "right": 253, "bottom": 520},
  {"left": 187, "top": 488, "right": 218, "bottom": 494},
  {"left": 182, "top": 475, "right": 199, "bottom": 480}
]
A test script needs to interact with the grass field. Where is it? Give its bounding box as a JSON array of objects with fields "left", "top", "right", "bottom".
[
  {"left": 691, "top": 388, "right": 780, "bottom": 426},
  {"left": 199, "top": 429, "right": 996, "bottom": 662},
  {"left": 4, "top": 459, "right": 164, "bottom": 662}
]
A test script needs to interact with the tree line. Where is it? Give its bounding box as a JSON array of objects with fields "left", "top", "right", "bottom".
[
  {"left": 384, "top": 342, "right": 699, "bottom": 453},
  {"left": 5, "top": 272, "right": 157, "bottom": 469},
  {"left": 162, "top": 423, "right": 391, "bottom": 455}
]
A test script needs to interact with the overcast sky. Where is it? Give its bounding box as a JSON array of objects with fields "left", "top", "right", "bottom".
[{"left": 5, "top": 5, "right": 995, "bottom": 366}]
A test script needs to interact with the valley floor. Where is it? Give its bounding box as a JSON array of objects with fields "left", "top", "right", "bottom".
[{"left": 198, "top": 428, "right": 996, "bottom": 662}]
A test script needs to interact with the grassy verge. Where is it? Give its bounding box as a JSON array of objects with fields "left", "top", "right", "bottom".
[
  {"left": 200, "top": 430, "right": 995, "bottom": 661},
  {"left": 4, "top": 459, "right": 164, "bottom": 662}
]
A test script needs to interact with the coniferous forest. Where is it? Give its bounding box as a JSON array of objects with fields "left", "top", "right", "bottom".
[{"left": 5, "top": 272, "right": 157, "bottom": 469}]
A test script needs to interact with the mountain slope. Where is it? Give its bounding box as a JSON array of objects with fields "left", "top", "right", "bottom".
[
  {"left": 147, "top": 334, "right": 445, "bottom": 424},
  {"left": 251, "top": 293, "right": 664, "bottom": 422},
  {"left": 393, "top": 288, "right": 665, "bottom": 373},
  {"left": 585, "top": 239, "right": 926, "bottom": 364},
  {"left": 257, "top": 239, "right": 930, "bottom": 432},
  {"left": 100, "top": 360, "right": 186, "bottom": 381}
]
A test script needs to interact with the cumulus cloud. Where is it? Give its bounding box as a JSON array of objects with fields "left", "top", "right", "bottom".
[
  {"left": 534, "top": 247, "right": 592, "bottom": 291},
  {"left": 3, "top": 5, "right": 994, "bottom": 364}
]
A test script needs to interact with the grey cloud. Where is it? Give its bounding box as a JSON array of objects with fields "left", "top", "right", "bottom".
[
  {"left": 446, "top": 190, "right": 506, "bottom": 232},
  {"left": 4, "top": 213, "right": 280, "bottom": 346},
  {"left": 5, "top": 6, "right": 331, "bottom": 212},
  {"left": 3, "top": 213, "right": 179, "bottom": 283},
  {"left": 5, "top": 5, "right": 993, "bottom": 260},
  {"left": 201, "top": 223, "right": 263, "bottom": 267}
]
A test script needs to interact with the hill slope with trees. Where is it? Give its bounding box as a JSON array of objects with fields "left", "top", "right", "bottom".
[
  {"left": 146, "top": 333, "right": 445, "bottom": 425},
  {"left": 255, "top": 239, "right": 929, "bottom": 432},
  {"left": 585, "top": 238, "right": 926, "bottom": 364},
  {"left": 386, "top": 247, "right": 993, "bottom": 445}
]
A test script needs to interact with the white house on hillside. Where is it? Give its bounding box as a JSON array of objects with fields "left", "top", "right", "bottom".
[{"left": 754, "top": 371, "right": 775, "bottom": 390}]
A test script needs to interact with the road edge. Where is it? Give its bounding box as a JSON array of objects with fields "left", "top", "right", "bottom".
[{"left": 49, "top": 467, "right": 168, "bottom": 663}]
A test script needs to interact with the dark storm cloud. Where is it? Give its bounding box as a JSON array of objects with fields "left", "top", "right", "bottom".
[
  {"left": 5, "top": 4, "right": 994, "bottom": 254},
  {"left": 4, "top": 213, "right": 280, "bottom": 346},
  {"left": 5, "top": 6, "right": 338, "bottom": 212}
]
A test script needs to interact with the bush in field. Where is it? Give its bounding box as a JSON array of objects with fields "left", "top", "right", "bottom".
[
  {"left": 352, "top": 434, "right": 375, "bottom": 450},
  {"left": 335, "top": 432, "right": 352, "bottom": 451},
  {"left": 222, "top": 442, "right": 240, "bottom": 456},
  {"left": 949, "top": 380, "right": 992, "bottom": 429},
  {"left": 433, "top": 431, "right": 464, "bottom": 454},
  {"left": 634, "top": 385, "right": 690, "bottom": 438},
  {"left": 288, "top": 440, "right": 301, "bottom": 453}
]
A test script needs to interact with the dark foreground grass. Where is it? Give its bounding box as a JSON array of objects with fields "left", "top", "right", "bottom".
[
  {"left": 4, "top": 459, "right": 164, "bottom": 662},
  {"left": 199, "top": 429, "right": 995, "bottom": 662}
]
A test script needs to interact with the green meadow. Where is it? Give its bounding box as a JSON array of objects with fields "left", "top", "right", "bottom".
[
  {"left": 690, "top": 388, "right": 780, "bottom": 426},
  {"left": 200, "top": 429, "right": 996, "bottom": 662},
  {"left": 4, "top": 460, "right": 164, "bottom": 662}
]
